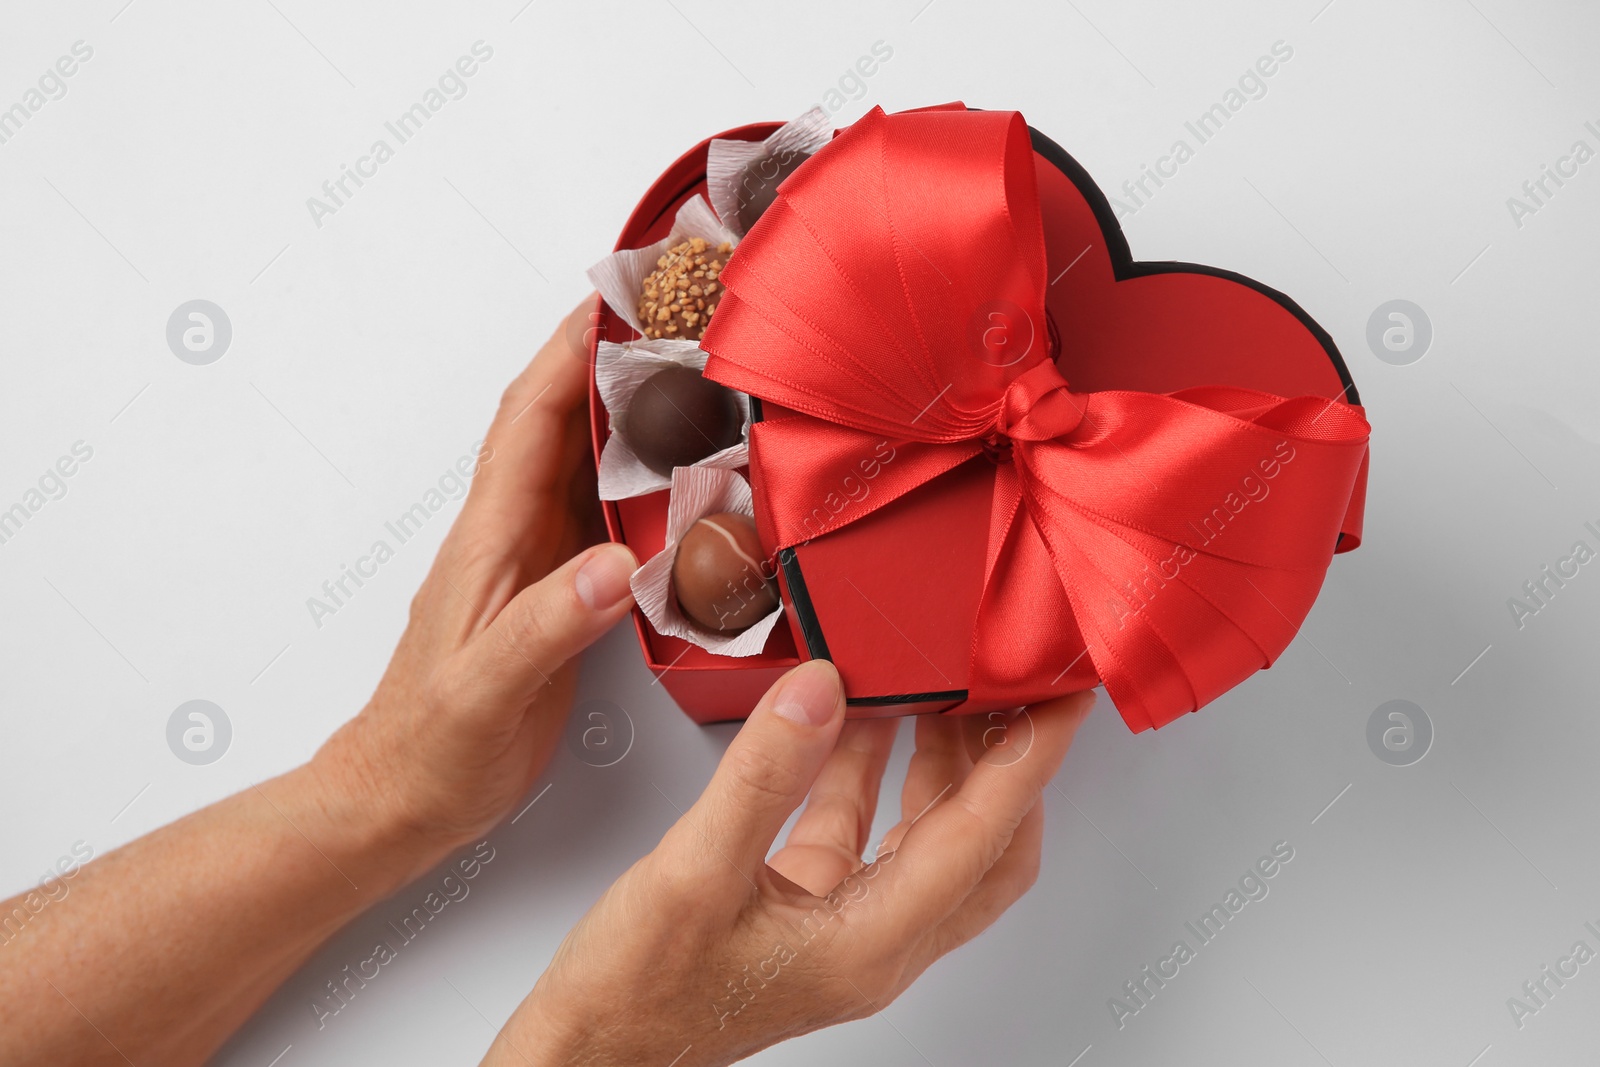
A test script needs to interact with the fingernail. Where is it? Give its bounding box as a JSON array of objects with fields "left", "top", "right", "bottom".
[
  {"left": 575, "top": 544, "right": 637, "bottom": 610},
  {"left": 769, "top": 660, "right": 842, "bottom": 728}
]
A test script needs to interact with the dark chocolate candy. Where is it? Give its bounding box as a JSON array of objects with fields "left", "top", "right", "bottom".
[
  {"left": 736, "top": 149, "right": 810, "bottom": 233},
  {"left": 673, "top": 512, "right": 778, "bottom": 633},
  {"left": 622, "top": 365, "right": 741, "bottom": 476}
]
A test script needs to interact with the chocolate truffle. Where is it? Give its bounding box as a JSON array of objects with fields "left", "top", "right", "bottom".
[
  {"left": 673, "top": 512, "right": 778, "bottom": 633},
  {"left": 736, "top": 149, "right": 810, "bottom": 233},
  {"left": 638, "top": 237, "right": 730, "bottom": 341},
  {"left": 621, "top": 365, "right": 742, "bottom": 476}
]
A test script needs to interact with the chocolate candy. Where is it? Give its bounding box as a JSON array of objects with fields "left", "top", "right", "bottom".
[
  {"left": 736, "top": 149, "right": 810, "bottom": 233},
  {"left": 673, "top": 512, "right": 778, "bottom": 633},
  {"left": 621, "top": 365, "right": 741, "bottom": 476},
  {"left": 638, "top": 237, "right": 730, "bottom": 341}
]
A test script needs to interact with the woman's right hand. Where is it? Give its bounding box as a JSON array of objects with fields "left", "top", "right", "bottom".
[{"left": 486, "top": 659, "right": 1096, "bottom": 1066}]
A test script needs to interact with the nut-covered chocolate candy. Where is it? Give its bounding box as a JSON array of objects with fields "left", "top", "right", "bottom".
[
  {"left": 638, "top": 237, "right": 730, "bottom": 341},
  {"left": 673, "top": 512, "right": 778, "bottom": 633},
  {"left": 736, "top": 149, "right": 810, "bottom": 233},
  {"left": 621, "top": 365, "right": 741, "bottom": 476}
]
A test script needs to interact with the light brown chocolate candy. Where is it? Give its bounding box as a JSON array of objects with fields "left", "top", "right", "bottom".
[{"left": 672, "top": 512, "right": 778, "bottom": 633}]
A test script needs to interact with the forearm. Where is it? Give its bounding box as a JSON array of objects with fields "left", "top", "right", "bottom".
[
  {"left": 0, "top": 301, "right": 622, "bottom": 1065},
  {"left": 0, "top": 745, "right": 436, "bottom": 1066}
]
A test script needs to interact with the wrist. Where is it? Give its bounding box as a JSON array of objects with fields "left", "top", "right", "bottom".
[
  {"left": 488, "top": 987, "right": 731, "bottom": 1067},
  {"left": 300, "top": 716, "right": 456, "bottom": 895},
  {"left": 485, "top": 993, "right": 594, "bottom": 1067}
]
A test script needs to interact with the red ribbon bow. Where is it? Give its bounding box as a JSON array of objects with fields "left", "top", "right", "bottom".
[{"left": 702, "top": 106, "right": 1370, "bottom": 732}]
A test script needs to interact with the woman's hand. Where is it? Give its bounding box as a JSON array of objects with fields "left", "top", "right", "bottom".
[
  {"left": 313, "top": 294, "right": 637, "bottom": 878},
  {"left": 487, "top": 660, "right": 1096, "bottom": 1067}
]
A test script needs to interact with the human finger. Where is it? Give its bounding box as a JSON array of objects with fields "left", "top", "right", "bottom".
[
  {"left": 768, "top": 717, "right": 900, "bottom": 894},
  {"left": 664, "top": 660, "right": 846, "bottom": 883},
  {"left": 861, "top": 690, "right": 1094, "bottom": 946},
  {"left": 877, "top": 714, "right": 973, "bottom": 856},
  {"left": 463, "top": 295, "right": 598, "bottom": 532},
  {"left": 916, "top": 796, "right": 1046, "bottom": 965},
  {"left": 444, "top": 541, "right": 637, "bottom": 719}
]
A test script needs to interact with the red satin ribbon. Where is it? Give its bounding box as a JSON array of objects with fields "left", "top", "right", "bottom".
[{"left": 701, "top": 105, "right": 1371, "bottom": 732}]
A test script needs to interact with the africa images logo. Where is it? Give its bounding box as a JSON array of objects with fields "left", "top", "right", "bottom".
[
  {"left": 1107, "top": 841, "right": 1295, "bottom": 1028},
  {"left": 304, "top": 42, "right": 494, "bottom": 229}
]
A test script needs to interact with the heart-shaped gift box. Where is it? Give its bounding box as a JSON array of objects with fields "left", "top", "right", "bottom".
[{"left": 589, "top": 104, "right": 1369, "bottom": 731}]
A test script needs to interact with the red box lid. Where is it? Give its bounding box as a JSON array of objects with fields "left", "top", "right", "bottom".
[{"left": 591, "top": 119, "right": 1359, "bottom": 726}]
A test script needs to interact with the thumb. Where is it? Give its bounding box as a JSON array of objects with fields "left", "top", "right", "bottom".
[
  {"left": 457, "top": 542, "right": 638, "bottom": 706},
  {"left": 674, "top": 660, "right": 846, "bottom": 881}
]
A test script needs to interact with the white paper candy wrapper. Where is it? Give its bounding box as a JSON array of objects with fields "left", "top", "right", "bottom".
[
  {"left": 706, "top": 107, "right": 834, "bottom": 237},
  {"left": 594, "top": 339, "right": 751, "bottom": 501},
  {"left": 632, "top": 466, "right": 783, "bottom": 658},
  {"left": 586, "top": 195, "right": 738, "bottom": 340}
]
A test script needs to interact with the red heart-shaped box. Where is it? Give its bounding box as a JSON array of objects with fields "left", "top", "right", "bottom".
[{"left": 589, "top": 117, "right": 1362, "bottom": 726}]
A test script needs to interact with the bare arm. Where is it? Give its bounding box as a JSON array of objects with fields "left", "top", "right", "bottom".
[
  {"left": 0, "top": 298, "right": 636, "bottom": 1065},
  {"left": 0, "top": 755, "right": 432, "bottom": 1062}
]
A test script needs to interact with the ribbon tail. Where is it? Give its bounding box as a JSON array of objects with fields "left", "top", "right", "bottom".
[{"left": 965, "top": 468, "right": 1095, "bottom": 710}]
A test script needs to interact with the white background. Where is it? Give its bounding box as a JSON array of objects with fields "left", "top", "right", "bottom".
[{"left": 3, "top": 1, "right": 1599, "bottom": 1064}]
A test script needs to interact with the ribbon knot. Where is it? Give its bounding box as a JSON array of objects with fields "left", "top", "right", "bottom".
[
  {"left": 993, "top": 359, "right": 1083, "bottom": 444},
  {"left": 699, "top": 104, "right": 1371, "bottom": 732},
  {"left": 980, "top": 431, "right": 1012, "bottom": 464}
]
